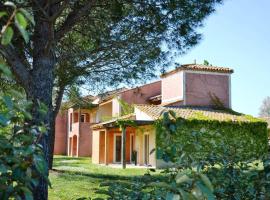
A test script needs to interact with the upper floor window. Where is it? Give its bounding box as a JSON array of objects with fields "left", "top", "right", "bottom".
[{"left": 80, "top": 114, "right": 86, "bottom": 123}]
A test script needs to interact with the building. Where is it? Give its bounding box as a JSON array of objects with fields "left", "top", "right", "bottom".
[{"left": 54, "top": 64, "right": 235, "bottom": 165}]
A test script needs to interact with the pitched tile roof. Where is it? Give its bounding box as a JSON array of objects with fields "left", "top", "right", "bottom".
[
  {"left": 135, "top": 104, "right": 260, "bottom": 122},
  {"left": 161, "top": 64, "right": 234, "bottom": 77}
]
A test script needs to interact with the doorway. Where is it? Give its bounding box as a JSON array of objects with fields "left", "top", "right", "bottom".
[
  {"left": 144, "top": 134, "right": 149, "bottom": 165},
  {"left": 114, "top": 135, "right": 122, "bottom": 163}
]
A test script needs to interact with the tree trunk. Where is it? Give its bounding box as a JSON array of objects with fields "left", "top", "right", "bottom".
[
  {"left": 49, "top": 87, "right": 65, "bottom": 170},
  {"left": 27, "top": 13, "right": 55, "bottom": 199},
  {"left": 26, "top": 64, "right": 54, "bottom": 200},
  {"left": 48, "top": 115, "right": 56, "bottom": 170}
]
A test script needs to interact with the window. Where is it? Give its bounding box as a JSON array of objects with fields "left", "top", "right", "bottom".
[
  {"left": 69, "top": 113, "right": 73, "bottom": 131},
  {"left": 80, "top": 114, "right": 86, "bottom": 123}
]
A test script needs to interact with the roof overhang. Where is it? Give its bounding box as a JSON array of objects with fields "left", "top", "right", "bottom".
[{"left": 92, "top": 120, "right": 154, "bottom": 130}]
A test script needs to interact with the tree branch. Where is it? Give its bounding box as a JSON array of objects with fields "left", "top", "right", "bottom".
[
  {"left": 0, "top": 44, "right": 30, "bottom": 89},
  {"left": 55, "top": 0, "right": 96, "bottom": 41},
  {"left": 53, "top": 85, "right": 65, "bottom": 118}
]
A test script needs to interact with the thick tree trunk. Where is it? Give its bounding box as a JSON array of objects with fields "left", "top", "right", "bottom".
[
  {"left": 27, "top": 64, "right": 54, "bottom": 200},
  {"left": 27, "top": 12, "right": 55, "bottom": 199}
]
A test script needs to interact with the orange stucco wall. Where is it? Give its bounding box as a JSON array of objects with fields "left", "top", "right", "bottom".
[
  {"left": 54, "top": 112, "right": 67, "bottom": 155},
  {"left": 185, "top": 72, "right": 230, "bottom": 108},
  {"left": 78, "top": 123, "right": 92, "bottom": 156},
  {"left": 120, "top": 81, "right": 161, "bottom": 105},
  {"left": 161, "top": 71, "right": 183, "bottom": 104}
]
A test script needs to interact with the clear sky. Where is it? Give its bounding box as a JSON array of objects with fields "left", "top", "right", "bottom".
[{"left": 174, "top": 0, "right": 270, "bottom": 116}]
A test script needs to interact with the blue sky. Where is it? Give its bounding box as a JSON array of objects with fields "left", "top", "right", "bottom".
[{"left": 174, "top": 0, "right": 270, "bottom": 116}]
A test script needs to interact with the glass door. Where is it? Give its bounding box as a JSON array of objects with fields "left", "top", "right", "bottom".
[{"left": 115, "top": 135, "right": 122, "bottom": 163}]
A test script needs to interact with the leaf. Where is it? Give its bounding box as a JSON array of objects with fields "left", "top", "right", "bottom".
[
  {"left": 4, "top": 1, "right": 16, "bottom": 8},
  {"left": 21, "top": 187, "right": 33, "bottom": 200},
  {"left": 18, "top": 8, "right": 35, "bottom": 25},
  {"left": 166, "top": 193, "right": 180, "bottom": 200},
  {"left": 0, "top": 11, "right": 7, "bottom": 18},
  {"left": 0, "top": 62, "right": 12, "bottom": 76},
  {"left": 1, "top": 26, "right": 14, "bottom": 45},
  {"left": 0, "top": 114, "right": 9, "bottom": 126},
  {"left": 178, "top": 189, "right": 191, "bottom": 200},
  {"left": 199, "top": 174, "right": 214, "bottom": 192},
  {"left": 33, "top": 154, "right": 47, "bottom": 175},
  {"left": 3, "top": 96, "right": 13, "bottom": 110},
  {"left": 0, "top": 164, "right": 7, "bottom": 173},
  {"left": 175, "top": 173, "right": 192, "bottom": 184},
  {"left": 196, "top": 182, "right": 215, "bottom": 200},
  {"left": 15, "top": 12, "right": 28, "bottom": 29},
  {"left": 15, "top": 16, "right": 29, "bottom": 43}
]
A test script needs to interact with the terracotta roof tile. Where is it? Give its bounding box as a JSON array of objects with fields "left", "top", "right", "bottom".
[
  {"left": 161, "top": 64, "right": 234, "bottom": 77},
  {"left": 91, "top": 114, "right": 136, "bottom": 129},
  {"left": 135, "top": 104, "right": 259, "bottom": 122}
]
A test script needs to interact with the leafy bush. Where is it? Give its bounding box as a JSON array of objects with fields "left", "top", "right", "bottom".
[
  {"left": 155, "top": 111, "right": 269, "bottom": 199},
  {"left": 0, "top": 7, "right": 48, "bottom": 196}
]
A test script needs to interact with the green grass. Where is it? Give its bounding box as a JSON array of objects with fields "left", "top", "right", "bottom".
[{"left": 49, "top": 156, "right": 150, "bottom": 200}]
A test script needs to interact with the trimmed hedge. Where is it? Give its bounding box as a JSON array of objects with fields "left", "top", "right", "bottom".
[{"left": 155, "top": 113, "right": 268, "bottom": 163}]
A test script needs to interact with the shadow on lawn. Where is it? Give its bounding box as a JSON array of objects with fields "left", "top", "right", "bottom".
[
  {"left": 51, "top": 168, "right": 164, "bottom": 200},
  {"left": 51, "top": 168, "right": 163, "bottom": 181}
]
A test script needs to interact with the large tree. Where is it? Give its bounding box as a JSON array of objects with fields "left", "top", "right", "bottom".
[{"left": 0, "top": 1, "right": 222, "bottom": 199}]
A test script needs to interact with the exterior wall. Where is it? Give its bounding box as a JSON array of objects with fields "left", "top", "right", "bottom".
[
  {"left": 67, "top": 108, "right": 95, "bottom": 157},
  {"left": 185, "top": 72, "right": 231, "bottom": 108},
  {"left": 97, "top": 101, "right": 113, "bottom": 122},
  {"left": 54, "top": 112, "right": 68, "bottom": 155},
  {"left": 120, "top": 81, "right": 161, "bottom": 105},
  {"left": 78, "top": 123, "right": 92, "bottom": 156},
  {"left": 107, "top": 129, "right": 133, "bottom": 163},
  {"left": 92, "top": 130, "right": 100, "bottom": 164},
  {"left": 135, "top": 125, "right": 156, "bottom": 167},
  {"left": 92, "top": 127, "right": 135, "bottom": 164},
  {"left": 112, "top": 98, "right": 121, "bottom": 117},
  {"left": 161, "top": 71, "right": 184, "bottom": 104}
]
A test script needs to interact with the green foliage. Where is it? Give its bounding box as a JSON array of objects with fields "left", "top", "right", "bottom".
[
  {"left": 118, "top": 98, "right": 134, "bottom": 116},
  {"left": 0, "top": 1, "right": 34, "bottom": 45},
  {"left": 155, "top": 111, "right": 269, "bottom": 199},
  {"left": 0, "top": 88, "right": 49, "bottom": 199},
  {"left": 0, "top": 16, "right": 48, "bottom": 199}
]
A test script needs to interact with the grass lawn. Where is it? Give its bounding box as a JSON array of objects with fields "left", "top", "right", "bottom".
[{"left": 49, "top": 156, "right": 150, "bottom": 200}]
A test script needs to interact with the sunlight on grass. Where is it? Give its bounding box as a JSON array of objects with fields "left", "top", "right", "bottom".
[{"left": 49, "top": 156, "right": 149, "bottom": 200}]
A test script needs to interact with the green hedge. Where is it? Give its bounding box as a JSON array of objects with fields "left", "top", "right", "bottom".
[{"left": 155, "top": 115, "right": 268, "bottom": 163}]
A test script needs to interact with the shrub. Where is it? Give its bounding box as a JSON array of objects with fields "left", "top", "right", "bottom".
[
  {"left": 155, "top": 111, "right": 269, "bottom": 199},
  {"left": 0, "top": 65, "right": 48, "bottom": 199}
]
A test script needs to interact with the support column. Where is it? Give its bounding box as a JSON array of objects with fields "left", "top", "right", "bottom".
[
  {"left": 105, "top": 130, "right": 108, "bottom": 165},
  {"left": 121, "top": 126, "right": 126, "bottom": 169}
]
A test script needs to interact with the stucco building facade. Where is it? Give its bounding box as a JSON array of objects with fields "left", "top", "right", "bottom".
[{"left": 54, "top": 64, "right": 236, "bottom": 167}]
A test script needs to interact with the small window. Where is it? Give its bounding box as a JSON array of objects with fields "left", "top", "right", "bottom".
[{"left": 80, "top": 114, "right": 86, "bottom": 123}]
